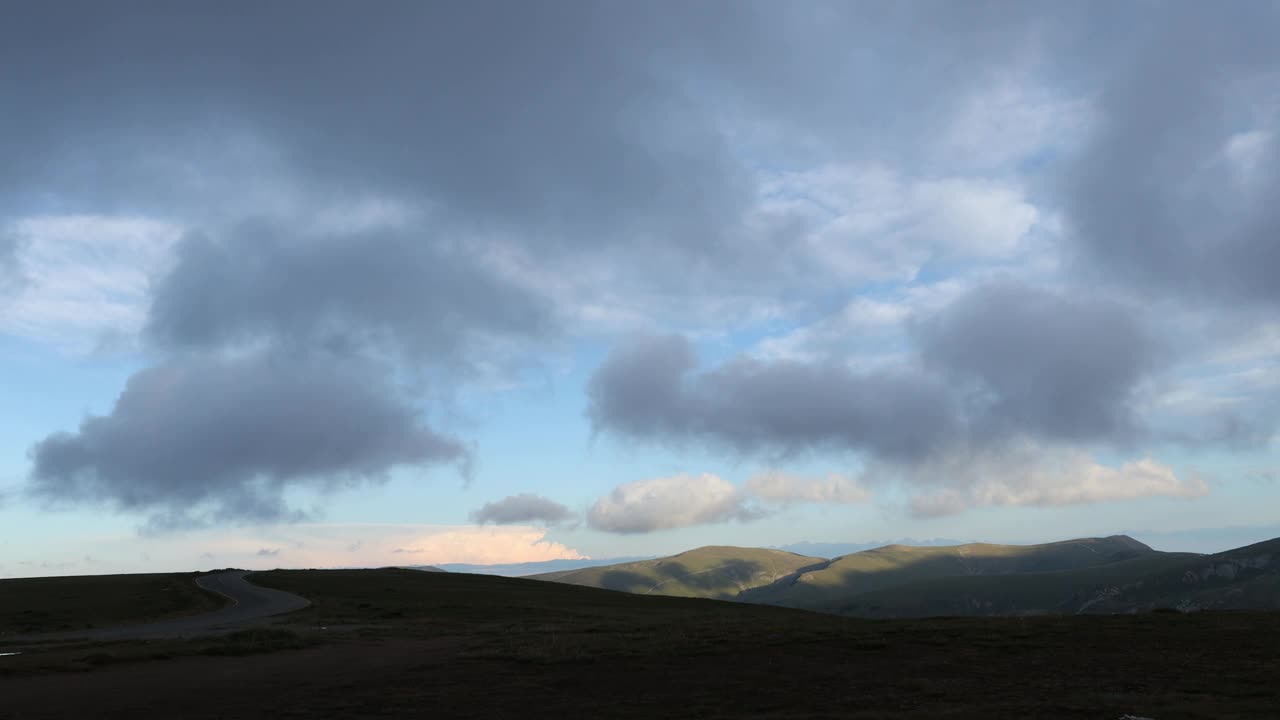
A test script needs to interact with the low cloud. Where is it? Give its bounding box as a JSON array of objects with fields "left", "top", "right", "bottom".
[
  {"left": 1064, "top": 6, "right": 1280, "bottom": 307},
  {"left": 916, "top": 281, "right": 1158, "bottom": 444},
  {"left": 587, "top": 334, "right": 958, "bottom": 463},
  {"left": 588, "top": 282, "right": 1166, "bottom": 517},
  {"left": 745, "top": 471, "right": 871, "bottom": 506},
  {"left": 900, "top": 444, "right": 1209, "bottom": 518},
  {"left": 0, "top": 230, "right": 22, "bottom": 294},
  {"left": 470, "top": 493, "right": 575, "bottom": 527},
  {"left": 8, "top": 523, "right": 587, "bottom": 577},
  {"left": 587, "top": 473, "right": 762, "bottom": 534},
  {"left": 255, "top": 547, "right": 280, "bottom": 557},
  {"left": 27, "top": 348, "right": 468, "bottom": 527},
  {"left": 147, "top": 223, "right": 556, "bottom": 368}
]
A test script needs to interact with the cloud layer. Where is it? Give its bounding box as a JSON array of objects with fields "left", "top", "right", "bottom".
[
  {"left": 7, "top": 3, "right": 1275, "bottom": 531},
  {"left": 147, "top": 223, "right": 556, "bottom": 367},
  {"left": 589, "top": 282, "right": 1158, "bottom": 466},
  {"left": 28, "top": 349, "right": 467, "bottom": 527},
  {"left": 745, "top": 472, "right": 871, "bottom": 506}
]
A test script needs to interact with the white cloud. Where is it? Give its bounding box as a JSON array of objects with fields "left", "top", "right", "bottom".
[
  {"left": 754, "top": 164, "right": 1040, "bottom": 282},
  {"left": 902, "top": 445, "right": 1209, "bottom": 518},
  {"left": 0, "top": 214, "right": 181, "bottom": 350},
  {"left": 7, "top": 523, "right": 586, "bottom": 578},
  {"left": 754, "top": 297, "right": 910, "bottom": 363},
  {"left": 587, "top": 473, "right": 760, "bottom": 534},
  {"left": 941, "top": 75, "right": 1094, "bottom": 172},
  {"left": 745, "top": 471, "right": 871, "bottom": 506},
  {"left": 1223, "top": 129, "right": 1273, "bottom": 187}
]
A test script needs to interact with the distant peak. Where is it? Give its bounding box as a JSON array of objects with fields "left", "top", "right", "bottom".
[{"left": 1104, "top": 535, "right": 1154, "bottom": 552}]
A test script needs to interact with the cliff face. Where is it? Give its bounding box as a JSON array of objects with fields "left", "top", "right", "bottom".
[{"left": 1079, "top": 539, "right": 1280, "bottom": 615}]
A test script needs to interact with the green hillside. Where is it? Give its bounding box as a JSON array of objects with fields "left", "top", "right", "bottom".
[
  {"left": 531, "top": 546, "right": 824, "bottom": 599},
  {"left": 741, "top": 535, "right": 1155, "bottom": 611},
  {"left": 1081, "top": 536, "right": 1280, "bottom": 614},
  {"left": 833, "top": 551, "right": 1197, "bottom": 617},
  {"left": 527, "top": 535, "right": 1280, "bottom": 617}
]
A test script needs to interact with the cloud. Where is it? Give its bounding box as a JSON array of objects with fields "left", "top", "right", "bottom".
[
  {"left": 470, "top": 493, "right": 575, "bottom": 527},
  {"left": 753, "top": 166, "right": 1041, "bottom": 282},
  {"left": 1064, "top": 4, "right": 1280, "bottom": 306},
  {"left": 0, "top": 230, "right": 21, "bottom": 294},
  {"left": 587, "top": 473, "right": 761, "bottom": 534},
  {"left": 745, "top": 471, "right": 871, "bottom": 506},
  {"left": 255, "top": 548, "right": 280, "bottom": 557},
  {"left": 0, "top": 3, "right": 1076, "bottom": 313},
  {"left": 916, "top": 281, "right": 1158, "bottom": 444},
  {"left": 12, "top": 524, "right": 586, "bottom": 577},
  {"left": 147, "top": 222, "right": 556, "bottom": 367},
  {"left": 591, "top": 281, "right": 1163, "bottom": 470},
  {"left": 899, "top": 444, "right": 1209, "bottom": 518},
  {"left": 27, "top": 348, "right": 468, "bottom": 527},
  {"left": 0, "top": 215, "right": 179, "bottom": 349},
  {"left": 587, "top": 334, "right": 958, "bottom": 463},
  {"left": 585, "top": 281, "right": 1195, "bottom": 516}
]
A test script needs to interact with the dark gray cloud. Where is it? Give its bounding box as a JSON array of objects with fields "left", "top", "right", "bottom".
[
  {"left": 1065, "top": 4, "right": 1280, "bottom": 306},
  {"left": 470, "top": 493, "right": 575, "bottom": 527},
  {"left": 916, "top": 282, "right": 1157, "bottom": 444},
  {"left": 6, "top": 2, "right": 1275, "bottom": 525},
  {"left": 590, "top": 283, "right": 1159, "bottom": 464},
  {"left": 0, "top": 233, "right": 21, "bottom": 294},
  {"left": 147, "top": 223, "right": 555, "bottom": 365},
  {"left": 0, "top": 2, "right": 1068, "bottom": 281},
  {"left": 588, "top": 335, "right": 958, "bottom": 462},
  {"left": 28, "top": 348, "right": 467, "bottom": 527},
  {"left": 0, "top": 2, "right": 747, "bottom": 250}
]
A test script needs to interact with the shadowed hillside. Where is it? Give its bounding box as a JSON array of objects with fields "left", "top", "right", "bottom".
[
  {"left": 530, "top": 546, "right": 824, "bottom": 599},
  {"left": 742, "top": 535, "right": 1156, "bottom": 611},
  {"left": 6, "top": 566, "right": 1280, "bottom": 718},
  {"left": 813, "top": 537, "right": 1280, "bottom": 618}
]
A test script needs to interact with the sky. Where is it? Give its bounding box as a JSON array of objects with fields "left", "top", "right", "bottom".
[{"left": 2, "top": 2, "right": 1279, "bottom": 578}]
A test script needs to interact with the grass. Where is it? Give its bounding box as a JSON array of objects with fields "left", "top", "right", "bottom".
[
  {"left": 532, "top": 545, "right": 825, "bottom": 599},
  {"left": 2, "top": 567, "right": 1279, "bottom": 718},
  {"left": 0, "top": 572, "right": 227, "bottom": 635},
  {"left": 742, "top": 535, "right": 1165, "bottom": 610},
  {"left": 0, "top": 628, "right": 316, "bottom": 676}
]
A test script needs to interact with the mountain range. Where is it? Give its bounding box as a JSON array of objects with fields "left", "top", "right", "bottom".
[{"left": 530, "top": 535, "right": 1280, "bottom": 617}]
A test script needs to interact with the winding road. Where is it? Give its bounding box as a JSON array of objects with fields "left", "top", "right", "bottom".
[{"left": 10, "top": 570, "right": 310, "bottom": 644}]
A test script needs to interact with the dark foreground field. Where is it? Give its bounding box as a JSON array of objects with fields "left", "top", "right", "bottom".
[{"left": 2, "top": 568, "right": 1277, "bottom": 719}]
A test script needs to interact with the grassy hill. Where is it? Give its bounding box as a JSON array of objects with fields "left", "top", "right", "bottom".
[
  {"left": 6, "top": 566, "right": 1280, "bottom": 718},
  {"left": 819, "top": 537, "right": 1280, "bottom": 618},
  {"left": 1081, "top": 536, "right": 1280, "bottom": 614},
  {"left": 528, "top": 535, "right": 1280, "bottom": 618},
  {"left": 833, "top": 550, "right": 1198, "bottom": 617},
  {"left": 739, "top": 535, "right": 1155, "bottom": 610},
  {"left": 0, "top": 572, "right": 226, "bottom": 635},
  {"left": 530, "top": 546, "right": 824, "bottom": 599}
]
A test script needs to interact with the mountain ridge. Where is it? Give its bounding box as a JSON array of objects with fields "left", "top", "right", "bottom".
[{"left": 528, "top": 534, "right": 1280, "bottom": 616}]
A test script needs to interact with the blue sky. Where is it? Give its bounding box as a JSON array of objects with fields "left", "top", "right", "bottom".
[{"left": 2, "top": 2, "right": 1279, "bottom": 577}]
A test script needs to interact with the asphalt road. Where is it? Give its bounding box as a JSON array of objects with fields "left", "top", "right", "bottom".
[{"left": 10, "top": 570, "right": 310, "bottom": 644}]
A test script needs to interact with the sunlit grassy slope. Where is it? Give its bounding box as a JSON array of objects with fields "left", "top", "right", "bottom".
[{"left": 530, "top": 546, "right": 824, "bottom": 599}]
